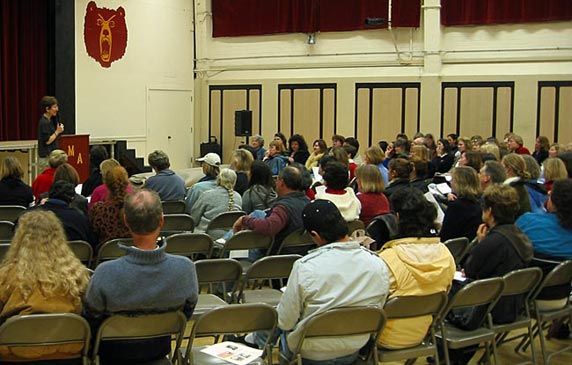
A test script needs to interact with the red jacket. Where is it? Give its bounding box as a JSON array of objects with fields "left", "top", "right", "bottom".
[{"left": 32, "top": 168, "right": 56, "bottom": 199}]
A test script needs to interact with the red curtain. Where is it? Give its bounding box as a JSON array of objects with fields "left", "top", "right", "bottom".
[
  {"left": 442, "top": 0, "right": 572, "bottom": 26},
  {"left": 212, "top": 0, "right": 421, "bottom": 37},
  {"left": 0, "top": 0, "right": 48, "bottom": 141}
]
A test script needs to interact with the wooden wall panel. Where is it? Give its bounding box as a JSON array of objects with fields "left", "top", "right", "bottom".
[
  {"left": 442, "top": 88, "right": 458, "bottom": 136},
  {"left": 249, "top": 89, "right": 261, "bottom": 136},
  {"left": 404, "top": 88, "right": 419, "bottom": 138},
  {"left": 221, "top": 90, "right": 247, "bottom": 163},
  {"left": 356, "top": 88, "right": 370, "bottom": 148},
  {"left": 293, "top": 89, "right": 321, "bottom": 144},
  {"left": 372, "top": 89, "right": 402, "bottom": 143},
  {"left": 279, "top": 89, "right": 292, "bottom": 138},
  {"left": 495, "top": 87, "right": 512, "bottom": 138},
  {"left": 210, "top": 90, "right": 222, "bottom": 142},
  {"left": 558, "top": 87, "right": 572, "bottom": 144},
  {"left": 459, "top": 88, "right": 493, "bottom": 138},
  {"left": 538, "top": 87, "right": 556, "bottom": 142},
  {"left": 323, "top": 89, "right": 336, "bottom": 141}
]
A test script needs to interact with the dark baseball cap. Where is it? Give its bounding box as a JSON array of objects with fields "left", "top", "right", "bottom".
[{"left": 302, "top": 199, "right": 343, "bottom": 234}]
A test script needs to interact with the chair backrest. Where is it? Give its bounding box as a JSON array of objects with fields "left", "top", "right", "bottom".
[
  {"left": 68, "top": 240, "right": 94, "bottom": 267},
  {"left": 94, "top": 238, "right": 134, "bottom": 267},
  {"left": 162, "top": 214, "right": 194, "bottom": 236},
  {"left": 0, "top": 243, "right": 10, "bottom": 262},
  {"left": 239, "top": 255, "right": 301, "bottom": 298},
  {"left": 444, "top": 277, "right": 505, "bottom": 314},
  {"left": 220, "top": 230, "right": 272, "bottom": 257},
  {"left": 277, "top": 228, "right": 315, "bottom": 255},
  {"left": 161, "top": 200, "right": 186, "bottom": 214},
  {"left": 444, "top": 237, "right": 469, "bottom": 265},
  {"left": 206, "top": 211, "right": 245, "bottom": 232},
  {"left": 294, "top": 306, "right": 386, "bottom": 356},
  {"left": 190, "top": 303, "right": 277, "bottom": 338},
  {"left": 0, "top": 220, "right": 15, "bottom": 241},
  {"left": 383, "top": 292, "right": 448, "bottom": 320},
  {"left": 195, "top": 258, "right": 243, "bottom": 294},
  {"left": 165, "top": 232, "right": 214, "bottom": 259},
  {"left": 0, "top": 313, "right": 90, "bottom": 361},
  {"left": 347, "top": 220, "right": 365, "bottom": 234},
  {"left": 530, "top": 260, "right": 572, "bottom": 301},
  {"left": 0, "top": 205, "right": 26, "bottom": 222},
  {"left": 366, "top": 214, "right": 398, "bottom": 250},
  {"left": 92, "top": 311, "right": 186, "bottom": 363},
  {"left": 502, "top": 267, "right": 543, "bottom": 297}
]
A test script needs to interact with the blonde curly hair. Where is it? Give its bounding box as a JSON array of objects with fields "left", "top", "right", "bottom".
[{"left": 0, "top": 210, "right": 89, "bottom": 306}]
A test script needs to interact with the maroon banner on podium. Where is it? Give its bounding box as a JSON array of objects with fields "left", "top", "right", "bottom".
[{"left": 59, "top": 134, "right": 90, "bottom": 182}]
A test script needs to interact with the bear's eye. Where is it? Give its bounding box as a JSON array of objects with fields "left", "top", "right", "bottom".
[
  {"left": 109, "top": 20, "right": 115, "bottom": 28},
  {"left": 96, "top": 19, "right": 103, "bottom": 26}
]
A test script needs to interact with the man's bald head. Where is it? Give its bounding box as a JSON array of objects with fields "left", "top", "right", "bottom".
[{"left": 124, "top": 189, "right": 163, "bottom": 235}]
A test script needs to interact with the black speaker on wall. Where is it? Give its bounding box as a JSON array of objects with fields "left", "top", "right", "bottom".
[{"left": 235, "top": 110, "right": 252, "bottom": 137}]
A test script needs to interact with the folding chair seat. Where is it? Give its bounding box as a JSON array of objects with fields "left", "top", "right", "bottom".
[
  {"left": 279, "top": 306, "right": 386, "bottom": 365},
  {"left": 436, "top": 277, "right": 505, "bottom": 365},
  {"left": 365, "top": 213, "right": 397, "bottom": 250},
  {"left": 68, "top": 240, "right": 94, "bottom": 268},
  {"left": 184, "top": 303, "right": 278, "bottom": 365},
  {"left": 162, "top": 214, "right": 194, "bottom": 237},
  {"left": 0, "top": 205, "right": 26, "bottom": 222},
  {"left": 94, "top": 237, "right": 134, "bottom": 267},
  {"left": 165, "top": 232, "right": 214, "bottom": 260},
  {"left": 443, "top": 237, "right": 469, "bottom": 266},
  {"left": 0, "top": 313, "right": 91, "bottom": 365},
  {"left": 377, "top": 292, "right": 448, "bottom": 364},
  {"left": 238, "top": 254, "right": 301, "bottom": 307},
  {"left": 92, "top": 311, "right": 187, "bottom": 365},
  {"left": 194, "top": 258, "right": 243, "bottom": 319},
  {"left": 516, "top": 259, "right": 572, "bottom": 365},
  {"left": 161, "top": 200, "right": 186, "bottom": 214},
  {"left": 277, "top": 228, "right": 316, "bottom": 256},
  {"left": 0, "top": 220, "right": 15, "bottom": 242}
]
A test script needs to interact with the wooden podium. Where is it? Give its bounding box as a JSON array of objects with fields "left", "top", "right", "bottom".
[{"left": 59, "top": 134, "right": 90, "bottom": 182}]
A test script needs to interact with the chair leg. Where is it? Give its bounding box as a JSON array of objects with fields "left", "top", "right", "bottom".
[
  {"left": 536, "top": 320, "right": 549, "bottom": 365},
  {"left": 527, "top": 322, "right": 538, "bottom": 365},
  {"left": 491, "top": 338, "right": 500, "bottom": 365},
  {"left": 441, "top": 328, "right": 451, "bottom": 365}
]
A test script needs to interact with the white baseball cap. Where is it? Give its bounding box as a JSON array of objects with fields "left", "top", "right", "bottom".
[{"left": 197, "top": 152, "right": 221, "bottom": 166}]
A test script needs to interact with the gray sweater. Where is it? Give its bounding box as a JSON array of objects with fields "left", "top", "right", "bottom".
[
  {"left": 242, "top": 185, "right": 277, "bottom": 213},
  {"left": 190, "top": 185, "right": 242, "bottom": 237}
]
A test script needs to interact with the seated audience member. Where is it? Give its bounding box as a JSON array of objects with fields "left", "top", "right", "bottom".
[
  {"left": 502, "top": 153, "right": 532, "bottom": 218},
  {"left": 393, "top": 137, "right": 411, "bottom": 159},
  {"left": 478, "top": 160, "right": 506, "bottom": 191},
  {"left": 457, "top": 150, "right": 483, "bottom": 173},
  {"left": 84, "top": 189, "right": 198, "bottom": 364},
  {"left": 315, "top": 161, "right": 361, "bottom": 222},
  {"left": 191, "top": 168, "right": 242, "bottom": 238},
  {"left": 522, "top": 154, "right": 548, "bottom": 212},
  {"left": 250, "top": 134, "right": 266, "bottom": 161},
  {"left": 471, "top": 135, "right": 485, "bottom": 151},
  {"left": 242, "top": 161, "right": 277, "bottom": 214},
  {"left": 287, "top": 134, "right": 310, "bottom": 166},
  {"left": 479, "top": 142, "right": 501, "bottom": 161},
  {"left": 364, "top": 145, "right": 390, "bottom": 186},
  {"left": 548, "top": 143, "right": 561, "bottom": 158},
  {"left": 89, "top": 166, "right": 132, "bottom": 246},
  {"left": 144, "top": 150, "right": 186, "bottom": 201},
  {"left": 184, "top": 152, "right": 221, "bottom": 214},
  {"left": 558, "top": 151, "right": 572, "bottom": 178},
  {"left": 233, "top": 164, "right": 311, "bottom": 255},
  {"left": 274, "top": 132, "right": 288, "bottom": 152},
  {"left": 34, "top": 181, "right": 96, "bottom": 247},
  {"left": 331, "top": 134, "right": 345, "bottom": 149},
  {"left": 330, "top": 146, "right": 353, "bottom": 177},
  {"left": 533, "top": 136, "right": 550, "bottom": 165},
  {"left": 310, "top": 155, "right": 336, "bottom": 193},
  {"left": 425, "top": 134, "right": 437, "bottom": 159},
  {"left": 507, "top": 134, "right": 531, "bottom": 155},
  {"left": 230, "top": 149, "right": 254, "bottom": 195},
  {"left": 81, "top": 145, "right": 108, "bottom": 197},
  {"left": 305, "top": 139, "right": 327, "bottom": 171},
  {"left": 464, "top": 185, "right": 533, "bottom": 324},
  {"left": 89, "top": 159, "right": 134, "bottom": 209},
  {"left": 344, "top": 137, "right": 363, "bottom": 165},
  {"left": 343, "top": 145, "right": 358, "bottom": 180},
  {"left": 410, "top": 156, "right": 430, "bottom": 193},
  {"left": 384, "top": 158, "right": 412, "bottom": 199},
  {"left": 517, "top": 178, "right": 572, "bottom": 260},
  {"left": 430, "top": 139, "right": 454, "bottom": 174},
  {"left": 378, "top": 188, "right": 455, "bottom": 349},
  {"left": 542, "top": 157, "right": 568, "bottom": 192},
  {"left": 52, "top": 163, "right": 88, "bottom": 215},
  {"left": 264, "top": 140, "right": 288, "bottom": 175},
  {"left": 440, "top": 167, "right": 482, "bottom": 242},
  {"left": 265, "top": 200, "right": 389, "bottom": 363},
  {"left": 355, "top": 164, "right": 389, "bottom": 226},
  {"left": 31, "top": 149, "right": 67, "bottom": 200},
  {"left": 0, "top": 156, "right": 33, "bottom": 207},
  {"left": 447, "top": 133, "right": 458, "bottom": 154},
  {"left": 0, "top": 210, "right": 89, "bottom": 363}
]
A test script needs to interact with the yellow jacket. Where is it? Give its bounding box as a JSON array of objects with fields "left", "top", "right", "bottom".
[{"left": 378, "top": 237, "right": 455, "bottom": 349}]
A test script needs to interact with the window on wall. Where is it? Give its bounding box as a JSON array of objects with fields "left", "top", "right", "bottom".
[
  {"left": 537, "top": 81, "right": 572, "bottom": 144},
  {"left": 278, "top": 84, "right": 336, "bottom": 142},
  {"left": 209, "top": 85, "right": 262, "bottom": 161},
  {"left": 355, "top": 83, "right": 420, "bottom": 147},
  {"left": 441, "top": 82, "right": 514, "bottom": 139}
]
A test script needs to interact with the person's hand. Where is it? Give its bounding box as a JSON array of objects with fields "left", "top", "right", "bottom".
[
  {"left": 447, "top": 193, "right": 457, "bottom": 201},
  {"left": 56, "top": 123, "right": 64, "bottom": 134},
  {"left": 476, "top": 223, "right": 488, "bottom": 242},
  {"left": 288, "top": 156, "right": 294, "bottom": 164},
  {"left": 232, "top": 216, "right": 244, "bottom": 233}
]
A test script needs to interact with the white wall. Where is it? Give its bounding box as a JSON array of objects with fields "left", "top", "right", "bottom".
[
  {"left": 75, "top": 0, "right": 195, "bottom": 168},
  {"left": 192, "top": 0, "right": 572, "bottom": 151}
]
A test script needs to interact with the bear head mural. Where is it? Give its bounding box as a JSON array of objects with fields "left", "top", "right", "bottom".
[{"left": 84, "top": 1, "right": 128, "bottom": 68}]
